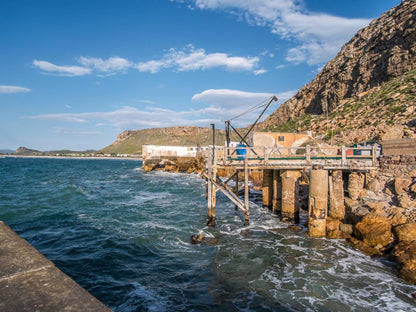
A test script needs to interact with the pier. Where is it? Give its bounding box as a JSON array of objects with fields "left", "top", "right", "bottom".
[{"left": 204, "top": 144, "right": 379, "bottom": 237}]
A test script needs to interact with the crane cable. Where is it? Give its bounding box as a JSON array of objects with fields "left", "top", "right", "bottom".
[{"left": 229, "top": 96, "right": 274, "bottom": 121}]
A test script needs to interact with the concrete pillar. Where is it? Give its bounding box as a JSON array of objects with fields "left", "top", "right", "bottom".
[
  {"left": 308, "top": 169, "right": 328, "bottom": 238},
  {"left": 262, "top": 169, "right": 273, "bottom": 208},
  {"left": 272, "top": 170, "right": 281, "bottom": 214},
  {"left": 329, "top": 170, "right": 345, "bottom": 220},
  {"left": 348, "top": 172, "right": 365, "bottom": 200},
  {"left": 280, "top": 170, "right": 301, "bottom": 223}
]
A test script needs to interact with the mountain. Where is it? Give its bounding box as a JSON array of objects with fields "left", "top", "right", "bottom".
[
  {"left": 258, "top": 0, "right": 416, "bottom": 144},
  {"left": 100, "top": 127, "right": 226, "bottom": 155}
]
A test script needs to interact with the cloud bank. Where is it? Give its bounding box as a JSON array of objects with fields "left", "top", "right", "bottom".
[
  {"left": 33, "top": 46, "right": 266, "bottom": 76},
  {"left": 182, "top": 0, "right": 371, "bottom": 66},
  {"left": 25, "top": 89, "right": 295, "bottom": 129}
]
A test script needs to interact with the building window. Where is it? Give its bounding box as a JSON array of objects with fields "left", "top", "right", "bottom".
[{"left": 278, "top": 136, "right": 285, "bottom": 142}]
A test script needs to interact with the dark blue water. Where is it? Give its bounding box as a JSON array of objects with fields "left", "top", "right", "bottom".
[{"left": 1, "top": 157, "right": 416, "bottom": 312}]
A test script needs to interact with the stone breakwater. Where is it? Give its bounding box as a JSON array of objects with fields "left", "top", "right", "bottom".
[{"left": 327, "top": 155, "right": 416, "bottom": 284}]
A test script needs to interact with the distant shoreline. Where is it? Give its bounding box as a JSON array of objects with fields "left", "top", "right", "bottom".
[{"left": 0, "top": 155, "right": 142, "bottom": 161}]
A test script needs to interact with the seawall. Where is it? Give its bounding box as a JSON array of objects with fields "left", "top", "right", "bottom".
[{"left": 0, "top": 220, "right": 111, "bottom": 312}]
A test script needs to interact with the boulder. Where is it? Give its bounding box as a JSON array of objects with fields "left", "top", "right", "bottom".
[
  {"left": 347, "top": 237, "right": 383, "bottom": 256},
  {"left": 392, "top": 241, "right": 416, "bottom": 284},
  {"left": 190, "top": 234, "right": 205, "bottom": 244},
  {"left": 340, "top": 224, "right": 354, "bottom": 235},
  {"left": 394, "top": 178, "right": 412, "bottom": 195},
  {"left": 393, "top": 223, "right": 416, "bottom": 242},
  {"left": 354, "top": 213, "right": 392, "bottom": 247},
  {"left": 366, "top": 201, "right": 386, "bottom": 214},
  {"left": 398, "top": 194, "right": 415, "bottom": 209},
  {"left": 411, "top": 183, "right": 416, "bottom": 194},
  {"left": 326, "top": 217, "right": 341, "bottom": 232},
  {"left": 388, "top": 212, "right": 408, "bottom": 227}
]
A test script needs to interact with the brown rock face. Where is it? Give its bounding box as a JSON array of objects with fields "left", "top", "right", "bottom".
[
  {"left": 392, "top": 241, "right": 416, "bottom": 284},
  {"left": 354, "top": 213, "right": 392, "bottom": 247},
  {"left": 260, "top": 0, "right": 416, "bottom": 129},
  {"left": 393, "top": 223, "right": 416, "bottom": 242}
]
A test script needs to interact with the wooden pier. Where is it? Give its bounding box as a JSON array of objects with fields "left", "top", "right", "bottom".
[{"left": 204, "top": 144, "right": 379, "bottom": 236}]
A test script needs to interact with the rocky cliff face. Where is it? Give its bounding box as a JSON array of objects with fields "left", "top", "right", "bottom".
[{"left": 260, "top": 0, "right": 416, "bottom": 131}]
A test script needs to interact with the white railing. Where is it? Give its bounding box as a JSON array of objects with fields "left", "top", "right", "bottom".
[{"left": 209, "top": 145, "right": 379, "bottom": 168}]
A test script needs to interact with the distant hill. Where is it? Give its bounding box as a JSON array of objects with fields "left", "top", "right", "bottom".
[
  {"left": 100, "top": 126, "right": 226, "bottom": 155},
  {"left": 14, "top": 147, "right": 41, "bottom": 155},
  {"left": 258, "top": 0, "right": 416, "bottom": 144}
]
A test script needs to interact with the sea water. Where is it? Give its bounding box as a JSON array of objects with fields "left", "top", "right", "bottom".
[{"left": 1, "top": 157, "right": 416, "bottom": 312}]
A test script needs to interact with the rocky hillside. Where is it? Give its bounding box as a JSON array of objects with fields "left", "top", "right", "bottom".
[
  {"left": 100, "top": 126, "right": 226, "bottom": 155},
  {"left": 259, "top": 0, "right": 416, "bottom": 143}
]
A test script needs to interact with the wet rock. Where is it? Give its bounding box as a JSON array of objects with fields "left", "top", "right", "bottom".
[
  {"left": 392, "top": 241, "right": 416, "bottom": 284},
  {"left": 326, "top": 217, "right": 341, "bottom": 232},
  {"left": 348, "top": 237, "right": 383, "bottom": 257},
  {"left": 190, "top": 234, "right": 205, "bottom": 244},
  {"left": 288, "top": 225, "right": 303, "bottom": 232},
  {"left": 327, "top": 229, "right": 351, "bottom": 239},
  {"left": 393, "top": 223, "right": 416, "bottom": 242},
  {"left": 340, "top": 224, "right": 354, "bottom": 235},
  {"left": 354, "top": 213, "right": 392, "bottom": 247}
]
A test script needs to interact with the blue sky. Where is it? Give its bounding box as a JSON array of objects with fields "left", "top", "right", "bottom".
[{"left": 0, "top": 0, "right": 399, "bottom": 151}]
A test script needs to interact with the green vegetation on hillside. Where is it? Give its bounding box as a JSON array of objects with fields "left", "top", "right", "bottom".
[{"left": 264, "top": 68, "right": 416, "bottom": 144}]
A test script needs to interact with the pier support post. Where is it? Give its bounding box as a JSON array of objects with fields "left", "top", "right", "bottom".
[
  {"left": 272, "top": 170, "right": 281, "bottom": 214},
  {"left": 244, "top": 158, "right": 249, "bottom": 226},
  {"left": 280, "top": 170, "right": 301, "bottom": 223},
  {"left": 207, "top": 148, "right": 216, "bottom": 226},
  {"left": 308, "top": 168, "right": 328, "bottom": 238},
  {"left": 262, "top": 169, "right": 273, "bottom": 208},
  {"left": 235, "top": 170, "right": 239, "bottom": 211},
  {"left": 328, "top": 170, "right": 345, "bottom": 220}
]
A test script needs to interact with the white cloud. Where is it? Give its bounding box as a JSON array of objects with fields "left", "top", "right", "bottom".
[
  {"left": 33, "top": 60, "right": 92, "bottom": 76},
  {"left": 53, "top": 127, "right": 101, "bottom": 136},
  {"left": 192, "top": 88, "right": 296, "bottom": 126},
  {"left": 24, "top": 89, "right": 296, "bottom": 129},
  {"left": 0, "top": 85, "right": 31, "bottom": 93},
  {"left": 182, "top": 0, "right": 371, "bottom": 66},
  {"left": 253, "top": 69, "right": 267, "bottom": 75},
  {"left": 78, "top": 56, "right": 132, "bottom": 74},
  {"left": 137, "top": 45, "right": 260, "bottom": 73}
]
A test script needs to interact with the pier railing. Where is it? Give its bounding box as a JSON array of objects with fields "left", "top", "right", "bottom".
[{"left": 209, "top": 145, "right": 379, "bottom": 170}]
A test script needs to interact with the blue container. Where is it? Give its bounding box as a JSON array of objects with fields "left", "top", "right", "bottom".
[{"left": 236, "top": 144, "right": 246, "bottom": 160}]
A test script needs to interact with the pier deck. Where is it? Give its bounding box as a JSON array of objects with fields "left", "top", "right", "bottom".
[{"left": 204, "top": 145, "right": 380, "bottom": 228}]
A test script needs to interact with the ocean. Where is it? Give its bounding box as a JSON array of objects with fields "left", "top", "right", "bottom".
[{"left": 1, "top": 157, "right": 416, "bottom": 312}]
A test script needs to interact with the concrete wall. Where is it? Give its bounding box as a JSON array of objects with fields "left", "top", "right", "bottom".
[
  {"left": 142, "top": 145, "right": 209, "bottom": 158},
  {"left": 381, "top": 139, "right": 416, "bottom": 156},
  {"left": 252, "top": 132, "right": 312, "bottom": 148}
]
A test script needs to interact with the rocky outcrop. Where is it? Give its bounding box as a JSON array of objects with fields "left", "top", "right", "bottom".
[
  {"left": 143, "top": 156, "right": 206, "bottom": 174},
  {"left": 260, "top": 0, "right": 416, "bottom": 130}
]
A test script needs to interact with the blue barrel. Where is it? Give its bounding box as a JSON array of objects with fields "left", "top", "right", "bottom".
[{"left": 236, "top": 144, "right": 246, "bottom": 160}]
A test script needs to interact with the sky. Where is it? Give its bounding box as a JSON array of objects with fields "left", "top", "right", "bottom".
[{"left": 0, "top": 0, "right": 400, "bottom": 151}]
